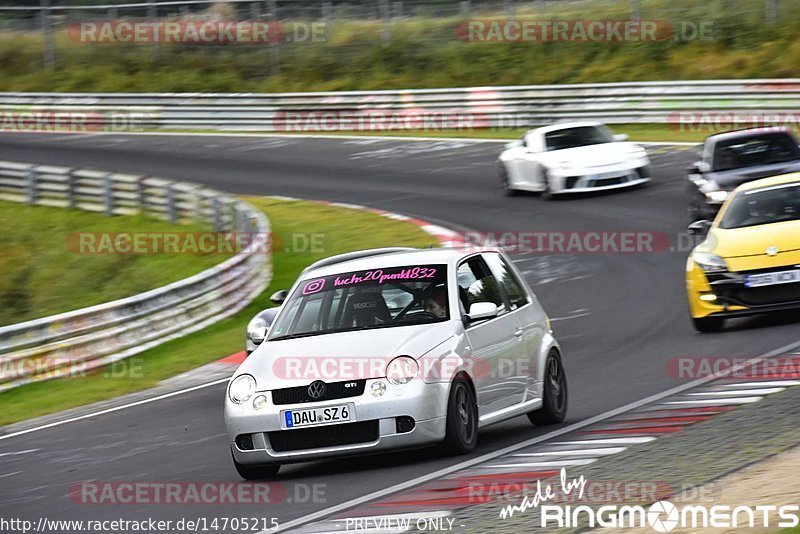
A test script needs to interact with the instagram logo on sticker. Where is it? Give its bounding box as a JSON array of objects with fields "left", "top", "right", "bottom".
[{"left": 302, "top": 278, "right": 326, "bottom": 295}]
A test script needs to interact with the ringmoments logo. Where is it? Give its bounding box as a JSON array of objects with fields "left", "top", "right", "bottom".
[{"left": 498, "top": 469, "right": 800, "bottom": 531}]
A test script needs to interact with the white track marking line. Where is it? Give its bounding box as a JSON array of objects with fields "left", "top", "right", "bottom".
[
  {"left": 688, "top": 388, "right": 785, "bottom": 396},
  {"left": 728, "top": 380, "right": 800, "bottom": 387},
  {"left": 329, "top": 202, "right": 366, "bottom": 210},
  {"left": 664, "top": 397, "right": 763, "bottom": 405},
  {"left": 0, "top": 471, "right": 22, "bottom": 479},
  {"left": 550, "top": 310, "right": 592, "bottom": 322},
  {"left": 269, "top": 337, "right": 800, "bottom": 534},
  {"left": 0, "top": 378, "right": 229, "bottom": 442},
  {"left": 482, "top": 459, "right": 599, "bottom": 469},
  {"left": 551, "top": 437, "right": 657, "bottom": 445},
  {"left": 0, "top": 448, "right": 39, "bottom": 458},
  {"left": 512, "top": 447, "right": 627, "bottom": 457}
]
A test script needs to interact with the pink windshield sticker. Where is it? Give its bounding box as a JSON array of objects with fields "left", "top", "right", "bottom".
[
  {"left": 334, "top": 267, "right": 438, "bottom": 287},
  {"left": 302, "top": 278, "right": 326, "bottom": 295}
]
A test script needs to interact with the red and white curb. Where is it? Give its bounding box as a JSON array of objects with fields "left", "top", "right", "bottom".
[
  {"left": 268, "top": 196, "right": 466, "bottom": 248},
  {"left": 287, "top": 355, "right": 800, "bottom": 533}
]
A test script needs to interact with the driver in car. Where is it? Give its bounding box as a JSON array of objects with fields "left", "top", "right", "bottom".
[{"left": 424, "top": 285, "right": 448, "bottom": 318}]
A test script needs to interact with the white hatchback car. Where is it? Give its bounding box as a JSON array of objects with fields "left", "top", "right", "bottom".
[
  {"left": 225, "top": 247, "right": 567, "bottom": 479},
  {"left": 497, "top": 121, "right": 650, "bottom": 198}
]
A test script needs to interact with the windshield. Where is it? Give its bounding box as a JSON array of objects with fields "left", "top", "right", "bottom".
[
  {"left": 544, "top": 126, "right": 612, "bottom": 151},
  {"left": 719, "top": 183, "right": 800, "bottom": 229},
  {"left": 711, "top": 133, "right": 800, "bottom": 172},
  {"left": 268, "top": 264, "right": 449, "bottom": 340}
]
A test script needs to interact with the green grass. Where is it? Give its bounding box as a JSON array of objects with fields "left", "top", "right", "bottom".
[
  {"left": 0, "top": 197, "right": 437, "bottom": 426},
  {"left": 0, "top": 201, "right": 230, "bottom": 326},
  {"left": 2, "top": 0, "right": 800, "bottom": 92}
]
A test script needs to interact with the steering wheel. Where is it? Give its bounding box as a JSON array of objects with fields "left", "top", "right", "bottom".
[{"left": 395, "top": 310, "right": 439, "bottom": 322}]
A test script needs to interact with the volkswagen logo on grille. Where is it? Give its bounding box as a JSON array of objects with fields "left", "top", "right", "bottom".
[
  {"left": 766, "top": 245, "right": 779, "bottom": 256},
  {"left": 308, "top": 380, "right": 326, "bottom": 400}
]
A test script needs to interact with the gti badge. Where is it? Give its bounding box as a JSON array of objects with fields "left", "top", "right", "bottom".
[
  {"left": 765, "top": 246, "right": 779, "bottom": 257},
  {"left": 308, "top": 380, "right": 326, "bottom": 400}
]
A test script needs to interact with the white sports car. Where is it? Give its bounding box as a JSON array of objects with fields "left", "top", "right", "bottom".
[
  {"left": 226, "top": 247, "right": 567, "bottom": 478},
  {"left": 497, "top": 121, "right": 650, "bottom": 198}
]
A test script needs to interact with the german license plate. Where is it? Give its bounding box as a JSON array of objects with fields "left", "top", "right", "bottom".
[
  {"left": 281, "top": 404, "right": 352, "bottom": 429},
  {"left": 745, "top": 269, "right": 800, "bottom": 288}
]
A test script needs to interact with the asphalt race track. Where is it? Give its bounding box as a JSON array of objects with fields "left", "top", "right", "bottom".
[{"left": 2, "top": 132, "right": 800, "bottom": 530}]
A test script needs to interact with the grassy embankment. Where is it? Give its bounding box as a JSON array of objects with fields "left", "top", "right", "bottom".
[{"left": 0, "top": 200, "right": 230, "bottom": 326}]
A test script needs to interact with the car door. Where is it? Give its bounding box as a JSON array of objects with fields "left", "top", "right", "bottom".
[
  {"left": 483, "top": 252, "right": 547, "bottom": 403},
  {"left": 457, "top": 255, "right": 526, "bottom": 417},
  {"left": 504, "top": 134, "right": 543, "bottom": 190}
]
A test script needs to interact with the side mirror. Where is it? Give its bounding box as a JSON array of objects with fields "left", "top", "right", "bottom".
[
  {"left": 465, "top": 302, "right": 499, "bottom": 323},
  {"left": 613, "top": 133, "right": 629, "bottom": 142},
  {"left": 688, "top": 220, "right": 712, "bottom": 235},
  {"left": 246, "top": 307, "right": 281, "bottom": 355},
  {"left": 270, "top": 289, "right": 288, "bottom": 305}
]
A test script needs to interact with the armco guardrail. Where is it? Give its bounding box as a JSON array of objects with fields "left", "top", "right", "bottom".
[
  {"left": 0, "top": 160, "right": 271, "bottom": 392},
  {"left": 1, "top": 79, "right": 799, "bottom": 131}
]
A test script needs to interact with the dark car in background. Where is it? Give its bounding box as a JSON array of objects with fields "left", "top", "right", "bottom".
[{"left": 687, "top": 127, "right": 800, "bottom": 222}]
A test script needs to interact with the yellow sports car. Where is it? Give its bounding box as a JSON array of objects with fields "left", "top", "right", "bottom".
[{"left": 686, "top": 173, "right": 800, "bottom": 332}]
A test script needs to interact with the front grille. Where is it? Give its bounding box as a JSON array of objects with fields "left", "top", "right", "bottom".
[
  {"left": 731, "top": 284, "right": 800, "bottom": 306},
  {"left": 710, "top": 268, "right": 800, "bottom": 307},
  {"left": 271, "top": 379, "right": 366, "bottom": 405},
  {"left": 592, "top": 176, "right": 624, "bottom": 186},
  {"left": 268, "top": 420, "right": 379, "bottom": 452}
]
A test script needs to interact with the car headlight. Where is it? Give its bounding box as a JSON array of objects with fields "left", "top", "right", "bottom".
[
  {"left": 692, "top": 251, "right": 728, "bottom": 273},
  {"left": 229, "top": 374, "right": 256, "bottom": 404},
  {"left": 386, "top": 356, "right": 419, "bottom": 385},
  {"left": 704, "top": 190, "right": 729, "bottom": 204},
  {"left": 247, "top": 317, "right": 268, "bottom": 345}
]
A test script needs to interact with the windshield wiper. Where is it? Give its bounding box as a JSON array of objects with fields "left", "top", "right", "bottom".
[{"left": 269, "top": 330, "right": 335, "bottom": 341}]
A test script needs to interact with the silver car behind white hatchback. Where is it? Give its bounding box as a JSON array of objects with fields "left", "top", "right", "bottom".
[{"left": 225, "top": 247, "right": 567, "bottom": 479}]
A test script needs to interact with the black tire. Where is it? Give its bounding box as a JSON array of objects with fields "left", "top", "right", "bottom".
[
  {"left": 540, "top": 170, "right": 554, "bottom": 201},
  {"left": 528, "top": 350, "right": 568, "bottom": 425},
  {"left": 232, "top": 453, "right": 280, "bottom": 480},
  {"left": 692, "top": 315, "right": 724, "bottom": 333},
  {"left": 439, "top": 376, "right": 478, "bottom": 455},
  {"left": 498, "top": 162, "right": 520, "bottom": 196}
]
